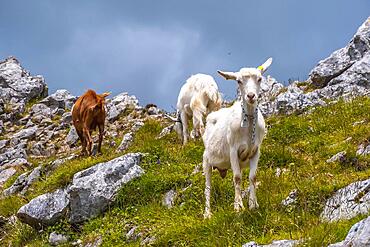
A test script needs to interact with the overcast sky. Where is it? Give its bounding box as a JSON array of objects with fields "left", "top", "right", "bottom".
[{"left": 0, "top": 1, "right": 369, "bottom": 110}]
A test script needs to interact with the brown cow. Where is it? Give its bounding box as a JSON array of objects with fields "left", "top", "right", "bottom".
[{"left": 72, "top": 89, "right": 110, "bottom": 156}]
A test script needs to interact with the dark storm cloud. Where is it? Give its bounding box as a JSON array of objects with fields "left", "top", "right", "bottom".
[{"left": 0, "top": 1, "right": 369, "bottom": 110}]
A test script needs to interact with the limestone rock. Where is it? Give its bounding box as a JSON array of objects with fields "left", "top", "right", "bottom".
[
  {"left": 156, "top": 124, "right": 174, "bottom": 139},
  {"left": 0, "top": 56, "right": 48, "bottom": 104},
  {"left": 30, "top": 103, "right": 52, "bottom": 119},
  {"left": 321, "top": 178, "right": 370, "bottom": 222},
  {"left": 65, "top": 126, "right": 79, "bottom": 146},
  {"left": 17, "top": 189, "right": 69, "bottom": 228},
  {"left": 281, "top": 189, "right": 298, "bottom": 207},
  {"left": 328, "top": 216, "right": 370, "bottom": 247},
  {"left": 326, "top": 151, "right": 347, "bottom": 163},
  {"left": 106, "top": 92, "right": 139, "bottom": 121},
  {"left": 116, "top": 132, "right": 133, "bottom": 152},
  {"left": 39, "top": 89, "right": 77, "bottom": 111},
  {"left": 0, "top": 168, "right": 16, "bottom": 186},
  {"left": 162, "top": 189, "right": 177, "bottom": 209},
  {"left": 309, "top": 17, "right": 370, "bottom": 88},
  {"left": 357, "top": 143, "right": 370, "bottom": 156},
  {"left": 49, "top": 232, "right": 68, "bottom": 246},
  {"left": 12, "top": 126, "right": 38, "bottom": 140},
  {"left": 3, "top": 165, "right": 42, "bottom": 196},
  {"left": 243, "top": 239, "right": 299, "bottom": 247},
  {"left": 68, "top": 153, "right": 144, "bottom": 223}
]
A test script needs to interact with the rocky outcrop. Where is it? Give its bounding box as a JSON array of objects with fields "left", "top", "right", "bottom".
[
  {"left": 0, "top": 56, "right": 48, "bottom": 122},
  {"left": 309, "top": 17, "right": 370, "bottom": 88},
  {"left": 106, "top": 92, "right": 139, "bottom": 121},
  {"left": 321, "top": 178, "right": 370, "bottom": 222},
  {"left": 17, "top": 189, "right": 69, "bottom": 228},
  {"left": 329, "top": 216, "right": 370, "bottom": 247},
  {"left": 68, "top": 153, "right": 144, "bottom": 223},
  {"left": 259, "top": 17, "right": 370, "bottom": 117}
]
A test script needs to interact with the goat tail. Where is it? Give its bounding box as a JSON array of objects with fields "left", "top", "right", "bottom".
[{"left": 204, "top": 87, "right": 222, "bottom": 110}]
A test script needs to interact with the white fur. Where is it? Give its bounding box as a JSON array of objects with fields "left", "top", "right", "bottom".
[
  {"left": 202, "top": 58, "right": 272, "bottom": 218},
  {"left": 175, "top": 74, "right": 222, "bottom": 144}
]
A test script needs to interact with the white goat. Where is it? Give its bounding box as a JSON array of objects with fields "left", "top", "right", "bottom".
[
  {"left": 174, "top": 74, "right": 222, "bottom": 145},
  {"left": 202, "top": 58, "right": 273, "bottom": 219}
]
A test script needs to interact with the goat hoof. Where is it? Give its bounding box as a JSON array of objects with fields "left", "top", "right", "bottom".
[
  {"left": 234, "top": 202, "right": 245, "bottom": 212},
  {"left": 203, "top": 211, "right": 213, "bottom": 219},
  {"left": 249, "top": 201, "right": 259, "bottom": 210}
]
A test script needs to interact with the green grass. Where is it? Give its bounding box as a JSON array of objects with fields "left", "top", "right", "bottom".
[{"left": 1, "top": 97, "right": 370, "bottom": 246}]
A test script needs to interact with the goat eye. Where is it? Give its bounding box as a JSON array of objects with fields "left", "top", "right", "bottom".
[
  {"left": 237, "top": 80, "right": 242, "bottom": 84},
  {"left": 258, "top": 78, "right": 262, "bottom": 83}
]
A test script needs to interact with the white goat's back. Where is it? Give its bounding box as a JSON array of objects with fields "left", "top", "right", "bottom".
[{"left": 177, "top": 74, "right": 220, "bottom": 110}]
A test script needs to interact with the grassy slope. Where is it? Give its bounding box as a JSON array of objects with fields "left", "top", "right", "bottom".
[{"left": 1, "top": 97, "right": 370, "bottom": 246}]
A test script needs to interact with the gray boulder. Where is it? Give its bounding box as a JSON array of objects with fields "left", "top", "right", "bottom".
[
  {"left": 329, "top": 216, "right": 370, "bottom": 247},
  {"left": 321, "top": 178, "right": 370, "bottom": 222},
  {"left": 106, "top": 92, "right": 139, "bottom": 121},
  {"left": 68, "top": 153, "right": 144, "bottom": 223},
  {"left": 309, "top": 17, "right": 370, "bottom": 88},
  {"left": 39, "top": 89, "right": 77, "bottom": 111},
  {"left": 17, "top": 189, "right": 69, "bottom": 228}
]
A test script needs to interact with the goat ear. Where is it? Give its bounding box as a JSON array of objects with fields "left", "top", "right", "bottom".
[
  {"left": 100, "top": 92, "right": 111, "bottom": 98},
  {"left": 217, "top": 70, "right": 237, "bottom": 80},
  {"left": 258, "top": 57, "right": 273, "bottom": 74}
]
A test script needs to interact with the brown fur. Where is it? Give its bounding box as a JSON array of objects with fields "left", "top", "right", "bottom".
[{"left": 72, "top": 89, "right": 110, "bottom": 156}]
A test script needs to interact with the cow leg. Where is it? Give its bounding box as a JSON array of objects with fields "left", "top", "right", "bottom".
[
  {"left": 248, "top": 149, "right": 260, "bottom": 209},
  {"left": 97, "top": 124, "right": 104, "bottom": 154},
  {"left": 230, "top": 148, "right": 244, "bottom": 212},
  {"left": 76, "top": 128, "right": 87, "bottom": 156},
  {"left": 83, "top": 126, "right": 93, "bottom": 156},
  {"left": 203, "top": 155, "right": 212, "bottom": 219}
]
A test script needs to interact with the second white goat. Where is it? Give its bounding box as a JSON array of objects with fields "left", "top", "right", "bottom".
[{"left": 174, "top": 74, "right": 222, "bottom": 145}]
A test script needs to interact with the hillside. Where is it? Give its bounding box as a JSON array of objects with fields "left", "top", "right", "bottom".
[{"left": 0, "top": 18, "right": 369, "bottom": 247}]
